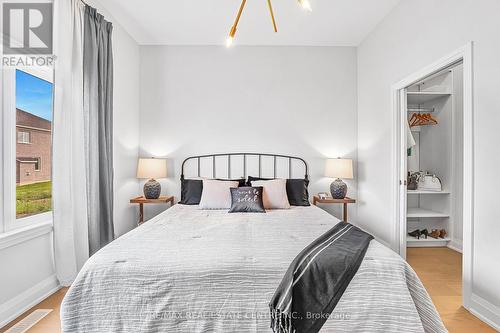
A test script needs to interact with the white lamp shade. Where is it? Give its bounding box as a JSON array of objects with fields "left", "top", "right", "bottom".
[
  {"left": 137, "top": 158, "right": 167, "bottom": 179},
  {"left": 325, "top": 158, "right": 353, "bottom": 179}
]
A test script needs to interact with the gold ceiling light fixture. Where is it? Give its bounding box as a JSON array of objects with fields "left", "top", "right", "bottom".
[
  {"left": 226, "top": 0, "right": 247, "bottom": 48},
  {"left": 226, "top": 0, "right": 312, "bottom": 48},
  {"left": 298, "top": 0, "right": 313, "bottom": 12}
]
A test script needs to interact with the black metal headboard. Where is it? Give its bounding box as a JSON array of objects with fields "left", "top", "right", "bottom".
[{"left": 181, "top": 153, "right": 308, "bottom": 180}]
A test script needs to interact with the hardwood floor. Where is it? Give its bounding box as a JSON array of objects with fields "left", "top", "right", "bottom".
[
  {"left": 1, "top": 247, "right": 496, "bottom": 332},
  {"left": 407, "top": 247, "right": 497, "bottom": 333},
  {"left": 0, "top": 288, "right": 67, "bottom": 333}
]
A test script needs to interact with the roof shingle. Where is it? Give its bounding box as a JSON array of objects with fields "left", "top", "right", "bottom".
[{"left": 16, "top": 108, "right": 51, "bottom": 130}]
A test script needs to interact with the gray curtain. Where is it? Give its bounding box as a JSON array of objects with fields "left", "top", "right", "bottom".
[{"left": 83, "top": 5, "right": 114, "bottom": 255}]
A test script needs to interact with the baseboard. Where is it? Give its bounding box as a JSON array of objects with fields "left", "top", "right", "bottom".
[
  {"left": 469, "top": 293, "right": 500, "bottom": 331},
  {"left": 447, "top": 240, "right": 463, "bottom": 253},
  {"left": 0, "top": 274, "right": 60, "bottom": 329}
]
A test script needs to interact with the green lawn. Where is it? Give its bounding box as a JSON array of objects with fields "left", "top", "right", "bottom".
[{"left": 16, "top": 181, "right": 52, "bottom": 218}]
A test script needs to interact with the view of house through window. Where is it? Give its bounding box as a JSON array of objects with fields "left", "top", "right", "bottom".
[{"left": 16, "top": 70, "right": 53, "bottom": 219}]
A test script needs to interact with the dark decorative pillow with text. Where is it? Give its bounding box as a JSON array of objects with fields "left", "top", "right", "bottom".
[{"left": 229, "top": 186, "right": 266, "bottom": 213}]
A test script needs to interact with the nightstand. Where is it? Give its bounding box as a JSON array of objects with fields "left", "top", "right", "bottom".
[
  {"left": 312, "top": 195, "right": 356, "bottom": 222},
  {"left": 130, "top": 196, "right": 174, "bottom": 225}
]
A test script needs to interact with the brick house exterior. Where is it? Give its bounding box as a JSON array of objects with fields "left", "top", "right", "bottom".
[{"left": 16, "top": 109, "right": 52, "bottom": 185}]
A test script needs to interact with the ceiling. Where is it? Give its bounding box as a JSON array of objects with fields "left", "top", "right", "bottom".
[{"left": 98, "top": 0, "right": 400, "bottom": 46}]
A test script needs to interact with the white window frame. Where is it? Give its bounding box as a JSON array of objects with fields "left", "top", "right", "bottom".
[
  {"left": 17, "top": 130, "right": 31, "bottom": 144},
  {"left": 2, "top": 66, "right": 54, "bottom": 232}
]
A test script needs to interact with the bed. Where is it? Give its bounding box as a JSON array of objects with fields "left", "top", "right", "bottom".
[
  {"left": 61, "top": 204, "right": 445, "bottom": 332},
  {"left": 61, "top": 153, "right": 447, "bottom": 333}
]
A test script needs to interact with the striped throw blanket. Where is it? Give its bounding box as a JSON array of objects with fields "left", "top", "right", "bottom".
[{"left": 269, "top": 222, "right": 373, "bottom": 333}]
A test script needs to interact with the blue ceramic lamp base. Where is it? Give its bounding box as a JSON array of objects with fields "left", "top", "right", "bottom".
[
  {"left": 144, "top": 178, "right": 161, "bottom": 199},
  {"left": 330, "top": 178, "right": 347, "bottom": 199}
]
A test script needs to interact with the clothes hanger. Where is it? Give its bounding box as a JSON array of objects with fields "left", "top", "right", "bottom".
[
  {"left": 409, "top": 113, "right": 423, "bottom": 127},
  {"left": 428, "top": 114, "right": 438, "bottom": 125},
  {"left": 409, "top": 112, "right": 438, "bottom": 127},
  {"left": 422, "top": 113, "right": 438, "bottom": 125}
]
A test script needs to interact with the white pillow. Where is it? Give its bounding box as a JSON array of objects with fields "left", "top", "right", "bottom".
[
  {"left": 199, "top": 179, "right": 240, "bottom": 209},
  {"left": 251, "top": 179, "right": 290, "bottom": 209}
]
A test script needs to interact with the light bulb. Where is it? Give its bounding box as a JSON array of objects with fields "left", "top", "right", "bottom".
[
  {"left": 298, "top": 0, "right": 312, "bottom": 12},
  {"left": 226, "top": 36, "right": 234, "bottom": 48}
]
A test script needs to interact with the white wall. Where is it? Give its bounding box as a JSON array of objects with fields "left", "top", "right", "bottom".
[
  {"left": 357, "top": 0, "right": 500, "bottom": 328},
  {"left": 108, "top": 12, "right": 141, "bottom": 237},
  {"left": 139, "top": 46, "right": 358, "bottom": 221},
  {"left": 0, "top": 236, "right": 54, "bottom": 305},
  {"left": 0, "top": 229, "right": 58, "bottom": 328}
]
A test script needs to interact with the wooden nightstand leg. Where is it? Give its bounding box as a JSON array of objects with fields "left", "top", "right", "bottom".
[
  {"left": 139, "top": 203, "right": 144, "bottom": 225},
  {"left": 343, "top": 203, "right": 348, "bottom": 222}
]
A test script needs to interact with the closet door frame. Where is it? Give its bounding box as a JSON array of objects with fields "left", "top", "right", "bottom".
[
  {"left": 397, "top": 88, "right": 408, "bottom": 259},
  {"left": 391, "top": 42, "right": 473, "bottom": 309}
]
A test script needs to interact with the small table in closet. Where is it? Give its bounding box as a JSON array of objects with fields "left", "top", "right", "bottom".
[
  {"left": 130, "top": 196, "right": 174, "bottom": 225},
  {"left": 312, "top": 195, "right": 356, "bottom": 223}
]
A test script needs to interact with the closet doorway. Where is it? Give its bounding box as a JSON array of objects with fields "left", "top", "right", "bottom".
[{"left": 392, "top": 43, "right": 473, "bottom": 309}]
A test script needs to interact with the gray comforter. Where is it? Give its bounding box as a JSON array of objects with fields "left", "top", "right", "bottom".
[{"left": 61, "top": 205, "right": 447, "bottom": 333}]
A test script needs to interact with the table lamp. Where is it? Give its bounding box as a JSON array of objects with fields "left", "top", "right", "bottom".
[
  {"left": 137, "top": 158, "right": 167, "bottom": 199},
  {"left": 325, "top": 158, "right": 353, "bottom": 199}
]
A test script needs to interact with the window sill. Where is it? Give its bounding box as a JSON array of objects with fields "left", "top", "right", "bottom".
[{"left": 0, "top": 220, "right": 53, "bottom": 251}]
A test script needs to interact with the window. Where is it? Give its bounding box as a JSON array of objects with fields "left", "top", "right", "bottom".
[
  {"left": 1, "top": 67, "right": 54, "bottom": 231},
  {"left": 17, "top": 131, "right": 31, "bottom": 143},
  {"left": 34, "top": 158, "right": 41, "bottom": 171}
]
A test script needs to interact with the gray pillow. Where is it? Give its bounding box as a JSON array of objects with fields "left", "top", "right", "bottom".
[
  {"left": 229, "top": 187, "right": 266, "bottom": 213},
  {"left": 179, "top": 179, "right": 203, "bottom": 205}
]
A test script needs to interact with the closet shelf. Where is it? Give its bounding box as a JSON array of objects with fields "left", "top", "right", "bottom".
[
  {"left": 407, "top": 190, "right": 450, "bottom": 194},
  {"left": 407, "top": 208, "right": 449, "bottom": 218},
  {"left": 407, "top": 92, "right": 451, "bottom": 104},
  {"left": 407, "top": 105, "right": 435, "bottom": 113},
  {"left": 407, "top": 236, "right": 450, "bottom": 247}
]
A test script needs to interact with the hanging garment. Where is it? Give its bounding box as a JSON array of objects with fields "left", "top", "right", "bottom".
[
  {"left": 407, "top": 121, "right": 416, "bottom": 156},
  {"left": 407, "top": 122, "right": 416, "bottom": 148}
]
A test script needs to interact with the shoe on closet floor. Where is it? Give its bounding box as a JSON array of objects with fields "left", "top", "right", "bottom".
[
  {"left": 408, "top": 229, "right": 421, "bottom": 239},
  {"left": 420, "top": 229, "right": 429, "bottom": 239},
  {"left": 429, "top": 229, "right": 440, "bottom": 239},
  {"left": 439, "top": 229, "right": 447, "bottom": 238}
]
